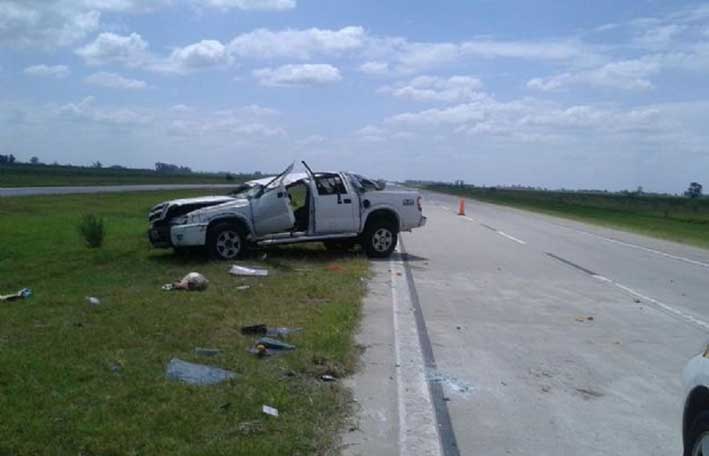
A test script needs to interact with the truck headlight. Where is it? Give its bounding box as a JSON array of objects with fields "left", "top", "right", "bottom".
[{"left": 171, "top": 215, "right": 189, "bottom": 225}]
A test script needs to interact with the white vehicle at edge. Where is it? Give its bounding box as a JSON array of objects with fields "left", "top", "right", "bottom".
[
  {"left": 147, "top": 161, "right": 426, "bottom": 259},
  {"left": 682, "top": 348, "right": 709, "bottom": 456}
]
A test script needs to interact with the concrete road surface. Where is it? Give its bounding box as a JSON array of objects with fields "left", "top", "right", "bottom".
[
  {"left": 0, "top": 184, "right": 237, "bottom": 197},
  {"left": 344, "top": 191, "right": 709, "bottom": 456}
]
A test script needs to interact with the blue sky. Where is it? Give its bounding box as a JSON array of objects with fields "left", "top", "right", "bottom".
[{"left": 2, "top": 0, "right": 709, "bottom": 193}]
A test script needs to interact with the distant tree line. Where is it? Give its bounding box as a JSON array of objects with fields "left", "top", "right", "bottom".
[{"left": 155, "top": 162, "right": 192, "bottom": 174}]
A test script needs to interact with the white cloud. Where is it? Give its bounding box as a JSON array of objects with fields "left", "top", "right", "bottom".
[
  {"left": 380, "top": 75, "right": 485, "bottom": 103},
  {"left": 23, "top": 64, "right": 70, "bottom": 78},
  {"left": 0, "top": 2, "right": 100, "bottom": 49},
  {"left": 76, "top": 34, "right": 232, "bottom": 73},
  {"left": 197, "top": 0, "right": 295, "bottom": 11},
  {"left": 528, "top": 59, "right": 660, "bottom": 91},
  {"left": 229, "top": 26, "right": 365, "bottom": 59},
  {"left": 75, "top": 32, "right": 150, "bottom": 67},
  {"left": 56, "top": 96, "right": 152, "bottom": 125},
  {"left": 364, "top": 36, "right": 597, "bottom": 74},
  {"left": 253, "top": 63, "right": 342, "bottom": 87},
  {"left": 358, "top": 61, "right": 390, "bottom": 75},
  {"left": 85, "top": 72, "right": 147, "bottom": 90},
  {"left": 163, "top": 39, "right": 232, "bottom": 72}
]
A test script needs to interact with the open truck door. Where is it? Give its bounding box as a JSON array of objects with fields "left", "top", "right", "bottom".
[
  {"left": 302, "top": 161, "right": 357, "bottom": 234},
  {"left": 251, "top": 163, "right": 296, "bottom": 236}
]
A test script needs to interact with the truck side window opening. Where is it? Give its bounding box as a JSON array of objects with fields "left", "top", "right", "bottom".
[{"left": 315, "top": 174, "right": 347, "bottom": 195}]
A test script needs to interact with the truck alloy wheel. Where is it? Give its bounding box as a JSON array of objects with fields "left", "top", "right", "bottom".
[
  {"left": 364, "top": 222, "right": 398, "bottom": 258},
  {"left": 208, "top": 223, "right": 244, "bottom": 260}
]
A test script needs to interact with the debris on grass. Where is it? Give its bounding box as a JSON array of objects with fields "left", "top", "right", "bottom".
[
  {"left": 86, "top": 296, "right": 101, "bottom": 306},
  {"left": 266, "top": 327, "right": 304, "bottom": 338},
  {"left": 0, "top": 288, "right": 32, "bottom": 302},
  {"left": 248, "top": 337, "right": 296, "bottom": 358},
  {"left": 162, "top": 272, "right": 209, "bottom": 291},
  {"left": 165, "top": 358, "right": 236, "bottom": 385},
  {"left": 262, "top": 405, "right": 279, "bottom": 417},
  {"left": 236, "top": 285, "right": 251, "bottom": 291},
  {"left": 237, "top": 420, "right": 265, "bottom": 435},
  {"left": 241, "top": 324, "right": 268, "bottom": 335},
  {"left": 256, "top": 337, "right": 295, "bottom": 351},
  {"left": 229, "top": 265, "right": 268, "bottom": 277},
  {"left": 320, "top": 374, "right": 336, "bottom": 382},
  {"left": 241, "top": 324, "right": 303, "bottom": 338},
  {"left": 193, "top": 347, "right": 223, "bottom": 357}
]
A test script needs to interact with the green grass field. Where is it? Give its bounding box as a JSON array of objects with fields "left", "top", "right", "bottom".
[
  {"left": 426, "top": 184, "right": 709, "bottom": 250},
  {"left": 0, "top": 164, "right": 254, "bottom": 187},
  {"left": 0, "top": 190, "right": 367, "bottom": 455}
]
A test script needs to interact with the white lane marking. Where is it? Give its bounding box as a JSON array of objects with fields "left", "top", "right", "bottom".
[
  {"left": 459, "top": 215, "right": 527, "bottom": 245},
  {"left": 592, "top": 274, "right": 709, "bottom": 331},
  {"left": 572, "top": 228, "right": 709, "bottom": 269},
  {"left": 497, "top": 231, "right": 527, "bottom": 245},
  {"left": 389, "top": 251, "right": 442, "bottom": 456}
]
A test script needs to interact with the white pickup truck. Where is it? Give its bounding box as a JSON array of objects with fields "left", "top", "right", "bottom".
[{"left": 148, "top": 162, "right": 426, "bottom": 259}]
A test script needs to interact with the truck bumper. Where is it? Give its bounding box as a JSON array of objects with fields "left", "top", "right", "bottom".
[
  {"left": 171, "top": 223, "right": 208, "bottom": 247},
  {"left": 148, "top": 225, "right": 172, "bottom": 248}
]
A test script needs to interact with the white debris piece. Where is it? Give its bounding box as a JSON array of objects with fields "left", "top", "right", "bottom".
[
  {"left": 229, "top": 265, "right": 269, "bottom": 277},
  {"left": 262, "top": 404, "right": 279, "bottom": 417}
]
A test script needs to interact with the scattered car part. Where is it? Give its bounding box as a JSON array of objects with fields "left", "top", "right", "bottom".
[
  {"left": 165, "top": 358, "right": 236, "bottom": 385},
  {"left": 229, "top": 265, "right": 268, "bottom": 277},
  {"left": 0, "top": 288, "right": 32, "bottom": 302}
]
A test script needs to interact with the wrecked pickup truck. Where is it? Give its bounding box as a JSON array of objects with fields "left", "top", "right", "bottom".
[{"left": 148, "top": 162, "right": 426, "bottom": 259}]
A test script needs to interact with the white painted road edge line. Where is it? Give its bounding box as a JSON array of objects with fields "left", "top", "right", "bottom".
[
  {"left": 592, "top": 274, "right": 709, "bottom": 331},
  {"left": 390, "top": 251, "right": 442, "bottom": 456}
]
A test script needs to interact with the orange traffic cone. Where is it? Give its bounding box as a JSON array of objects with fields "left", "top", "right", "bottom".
[{"left": 458, "top": 199, "right": 465, "bottom": 216}]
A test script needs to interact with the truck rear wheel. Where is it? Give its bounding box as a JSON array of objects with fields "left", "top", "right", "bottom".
[
  {"left": 207, "top": 223, "right": 245, "bottom": 260},
  {"left": 363, "top": 221, "right": 397, "bottom": 258}
]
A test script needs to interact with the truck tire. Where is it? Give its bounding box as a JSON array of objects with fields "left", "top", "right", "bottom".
[
  {"left": 363, "top": 221, "right": 398, "bottom": 258},
  {"left": 207, "top": 223, "right": 245, "bottom": 260},
  {"left": 685, "top": 411, "right": 709, "bottom": 456}
]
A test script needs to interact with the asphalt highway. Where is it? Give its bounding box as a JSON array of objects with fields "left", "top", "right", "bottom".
[{"left": 345, "top": 190, "right": 709, "bottom": 456}]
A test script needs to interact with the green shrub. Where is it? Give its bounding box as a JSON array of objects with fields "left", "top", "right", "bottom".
[{"left": 78, "top": 214, "right": 105, "bottom": 248}]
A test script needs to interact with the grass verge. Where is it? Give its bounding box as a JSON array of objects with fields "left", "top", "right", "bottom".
[
  {"left": 426, "top": 185, "right": 709, "bottom": 250},
  {"left": 0, "top": 190, "right": 367, "bottom": 455}
]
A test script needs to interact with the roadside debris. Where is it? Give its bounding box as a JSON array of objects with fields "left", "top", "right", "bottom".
[
  {"left": 248, "top": 337, "right": 296, "bottom": 357},
  {"left": 165, "top": 358, "right": 236, "bottom": 385},
  {"left": 241, "top": 324, "right": 268, "bottom": 335},
  {"left": 0, "top": 288, "right": 32, "bottom": 302},
  {"left": 193, "top": 347, "right": 222, "bottom": 357},
  {"left": 262, "top": 405, "right": 279, "bottom": 417},
  {"left": 575, "top": 316, "right": 594, "bottom": 322},
  {"left": 255, "top": 337, "right": 295, "bottom": 350},
  {"left": 240, "top": 324, "right": 303, "bottom": 338},
  {"left": 320, "top": 374, "right": 336, "bottom": 382},
  {"left": 229, "top": 265, "right": 268, "bottom": 277},
  {"left": 86, "top": 296, "right": 101, "bottom": 306},
  {"left": 236, "top": 285, "right": 251, "bottom": 291},
  {"left": 162, "top": 272, "right": 209, "bottom": 291},
  {"left": 426, "top": 369, "right": 474, "bottom": 397}
]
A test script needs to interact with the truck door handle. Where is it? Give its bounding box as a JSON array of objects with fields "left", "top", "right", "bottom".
[{"left": 343, "top": 198, "right": 352, "bottom": 204}]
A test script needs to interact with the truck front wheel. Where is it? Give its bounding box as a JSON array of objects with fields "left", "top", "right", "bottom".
[
  {"left": 363, "top": 222, "right": 398, "bottom": 258},
  {"left": 207, "top": 223, "right": 245, "bottom": 260}
]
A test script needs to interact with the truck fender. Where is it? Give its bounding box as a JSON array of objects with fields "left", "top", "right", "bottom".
[{"left": 360, "top": 206, "right": 401, "bottom": 233}]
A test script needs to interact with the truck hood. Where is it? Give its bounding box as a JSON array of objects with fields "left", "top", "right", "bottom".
[{"left": 184, "top": 198, "right": 251, "bottom": 219}]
